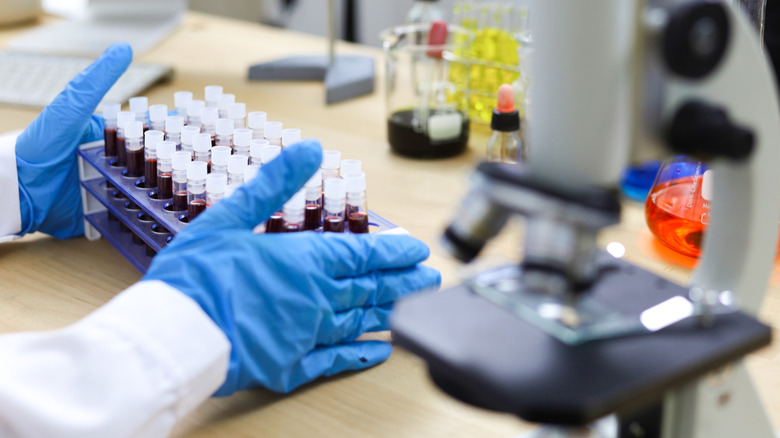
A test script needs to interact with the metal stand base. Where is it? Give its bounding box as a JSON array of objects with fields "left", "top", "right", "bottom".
[{"left": 247, "top": 55, "right": 375, "bottom": 105}]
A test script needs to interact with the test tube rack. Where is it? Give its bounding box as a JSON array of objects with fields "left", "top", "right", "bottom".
[{"left": 77, "top": 141, "right": 397, "bottom": 273}]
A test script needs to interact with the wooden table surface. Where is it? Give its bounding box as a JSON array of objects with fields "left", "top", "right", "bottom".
[{"left": 2, "top": 11, "right": 780, "bottom": 437}]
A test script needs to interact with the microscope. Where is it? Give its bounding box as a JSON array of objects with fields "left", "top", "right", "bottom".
[{"left": 392, "top": 0, "right": 780, "bottom": 437}]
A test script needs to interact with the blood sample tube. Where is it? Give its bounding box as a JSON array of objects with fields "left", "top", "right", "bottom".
[
  {"left": 281, "top": 128, "right": 301, "bottom": 149},
  {"left": 124, "top": 121, "right": 144, "bottom": 177},
  {"left": 228, "top": 155, "right": 247, "bottom": 186},
  {"left": 165, "top": 116, "right": 184, "bottom": 149},
  {"left": 264, "top": 121, "right": 283, "bottom": 146},
  {"left": 233, "top": 128, "right": 252, "bottom": 157},
  {"left": 283, "top": 190, "right": 306, "bottom": 232},
  {"left": 249, "top": 139, "right": 270, "bottom": 167},
  {"left": 228, "top": 102, "right": 247, "bottom": 129},
  {"left": 206, "top": 173, "right": 228, "bottom": 207},
  {"left": 174, "top": 91, "right": 193, "bottom": 119},
  {"left": 345, "top": 172, "right": 369, "bottom": 234},
  {"left": 323, "top": 178, "right": 347, "bottom": 233},
  {"left": 144, "top": 130, "right": 164, "bottom": 188},
  {"left": 149, "top": 104, "right": 168, "bottom": 132},
  {"left": 172, "top": 151, "right": 191, "bottom": 211},
  {"left": 201, "top": 107, "right": 219, "bottom": 145},
  {"left": 181, "top": 125, "right": 200, "bottom": 158},
  {"left": 156, "top": 141, "right": 176, "bottom": 199},
  {"left": 211, "top": 146, "right": 231, "bottom": 177},
  {"left": 218, "top": 93, "right": 235, "bottom": 118},
  {"left": 215, "top": 119, "right": 234, "bottom": 150},
  {"left": 129, "top": 96, "right": 149, "bottom": 130},
  {"left": 244, "top": 165, "right": 259, "bottom": 184},
  {"left": 321, "top": 150, "right": 342, "bottom": 182},
  {"left": 116, "top": 111, "right": 135, "bottom": 167},
  {"left": 193, "top": 133, "right": 212, "bottom": 172},
  {"left": 303, "top": 170, "right": 323, "bottom": 231},
  {"left": 248, "top": 111, "right": 267, "bottom": 139},
  {"left": 187, "top": 161, "right": 208, "bottom": 220},
  {"left": 261, "top": 145, "right": 282, "bottom": 167},
  {"left": 102, "top": 102, "right": 120, "bottom": 157},
  {"left": 341, "top": 159, "right": 362, "bottom": 178},
  {"left": 187, "top": 100, "right": 205, "bottom": 128},
  {"left": 204, "top": 85, "right": 223, "bottom": 108}
]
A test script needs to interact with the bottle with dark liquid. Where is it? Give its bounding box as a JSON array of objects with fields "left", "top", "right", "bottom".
[
  {"left": 323, "top": 178, "right": 347, "bottom": 233},
  {"left": 124, "top": 121, "right": 144, "bottom": 178},
  {"left": 387, "top": 109, "right": 469, "bottom": 158}
]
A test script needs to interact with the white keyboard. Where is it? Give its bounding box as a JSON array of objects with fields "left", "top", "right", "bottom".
[{"left": 0, "top": 52, "right": 172, "bottom": 109}]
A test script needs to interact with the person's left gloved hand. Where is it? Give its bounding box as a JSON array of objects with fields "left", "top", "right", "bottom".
[{"left": 16, "top": 43, "right": 132, "bottom": 238}]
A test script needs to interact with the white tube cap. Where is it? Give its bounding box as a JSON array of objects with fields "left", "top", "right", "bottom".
[
  {"left": 344, "top": 172, "right": 366, "bottom": 192},
  {"left": 250, "top": 139, "right": 270, "bottom": 158},
  {"left": 149, "top": 104, "right": 168, "bottom": 123},
  {"left": 204, "top": 85, "right": 223, "bottom": 104},
  {"left": 216, "top": 118, "right": 234, "bottom": 136},
  {"left": 102, "top": 102, "right": 120, "bottom": 119},
  {"left": 187, "top": 100, "right": 205, "bottom": 118},
  {"left": 261, "top": 145, "right": 282, "bottom": 164},
  {"left": 181, "top": 126, "right": 201, "bottom": 145},
  {"left": 129, "top": 96, "right": 148, "bottom": 114},
  {"left": 157, "top": 141, "right": 177, "bottom": 160},
  {"left": 125, "top": 121, "right": 143, "bottom": 139},
  {"left": 228, "top": 102, "right": 246, "bottom": 120},
  {"left": 218, "top": 93, "right": 235, "bottom": 111},
  {"left": 187, "top": 160, "right": 208, "bottom": 180},
  {"left": 207, "top": 173, "right": 228, "bottom": 193},
  {"left": 284, "top": 189, "right": 306, "bottom": 211},
  {"left": 144, "top": 130, "right": 165, "bottom": 150},
  {"left": 172, "top": 151, "right": 191, "bottom": 170},
  {"left": 341, "top": 159, "right": 362, "bottom": 177},
  {"left": 117, "top": 111, "right": 135, "bottom": 131},
  {"left": 245, "top": 165, "right": 259, "bottom": 182},
  {"left": 304, "top": 169, "right": 323, "bottom": 188},
  {"left": 324, "top": 178, "right": 347, "bottom": 200},
  {"left": 234, "top": 128, "right": 252, "bottom": 147},
  {"left": 174, "top": 91, "right": 193, "bottom": 109},
  {"left": 248, "top": 111, "right": 267, "bottom": 129},
  {"left": 228, "top": 155, "right": 248, "bottom": 174},
  {"left": 193, "top": 133, "right": 212, "bottom": 153},
  {"left": 321, "top": 150, "right": 342, "bottom": 170},
  {"left": 264, "top": 121, "right": 283, "bottom": 139},
  {"left": 211, "top": 146, "right": 231, "bottom": 166},
  {"left": 281, "top": 128, "right": 302, "bottom": 147},
  {"left": 202, "top": 107, "right": 219, "bottom": 125},
  {"left": 165, "top": 116, "right": 184, "bottom": 133}
]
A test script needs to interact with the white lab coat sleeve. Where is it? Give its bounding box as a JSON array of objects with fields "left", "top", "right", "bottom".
[
  {"left": 0, "top": 131, "right": 22, "bottom": 242},
  {"left": 0, "top": 280, "right": 231, "bottom": 438}
]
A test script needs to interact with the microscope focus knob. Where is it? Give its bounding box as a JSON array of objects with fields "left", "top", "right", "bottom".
[
  {"left": 663, "top": 1, "right": 730, "bottom": 79},
  {"left": 667, "top": 100, "right": 755, "bottom": 160}
]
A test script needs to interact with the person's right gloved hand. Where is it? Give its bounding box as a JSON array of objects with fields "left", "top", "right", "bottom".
[{"left": 143, "top": 139, "right": 441, "bottom": 396}]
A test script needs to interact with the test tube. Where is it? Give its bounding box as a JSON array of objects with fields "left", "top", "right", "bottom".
[
  {"left": 233, "top": 128, "right": 252, "bottom": 157},
  {"left": 321, "top": 150, "right": 342, "bottom": 182},
  {"left": 323, "top": 178, "right": 347, "bottom": 233},
  {"left": 218, "top": 93, "right": 235, "bottom": 118},
  {"left": 244, "top": 164, "right": 259, "bottom": 183},
  {"left": 149, "top": 104, "right": 168, "bottom": 132},
  {"left": 144, "top": 130, "right": 165, "bottom": 188},
  {"left": 303, "top": 169, "right": 323, "bottom": 231},
  {"left": 206, "top": 173, "right": 228, "bottom": 207},
  {"left": 201, "top": 107, "right": 219, "bottom": 145},
  {"left": 228, "top": 155, "right": 247, "bottom": 186},
  {"left": 228, "top": 102, "right": 247, "bottom": 129},
  {"left": 249, "top": 139, "right": 270, "bottom": 167},
  {"left": 261, "top": 145, "right": 282, "bottom": 167},
  {"left": 181, "top": 125, "right": 200, "bottom": 158},
  {"left": 165, "top": 116, "right": 184, "bottom": 149},
  {"left": 116, "top": 111, "right": 135, "bottom": 167},
  {"left": 172, "top": 151, "right": 191, "bottom": 211},
  {"left": 129, "top": 96, "right": 149, "bottom": 129},
  {"left": 345, "top": 172, "right": 369, "bottom": 234},
  {"left": 187, "top": 100, "right": 205, "bottom": 128},
  {"left": 156, "top": 141, "right": 177, "bottom": 199},
  {"left": 248, "top": 111, "right": 267, "bottom": 139},
  {"left": 283, "top": 190, "right": 306, "bottom": 232},
  {"left": 193, "top": 133, "right": 212, "bottom": 172},
  {"left": 215, "top": 119, "right": 234, "bottom": 149},
  {"left": 187, "top": 161, "right": 208, "bottom": 220},
  {"left": 174, "top": 91, "right": 193, "bottom": 119},
  {"left": 264, "top": 121, "right": 283, "bottom": 146},
  {"left": 102, "top": 102, "right": 120, "bottom": 157},
  {"left": 281, "top": 128, "right": 301, "bottom": 149},
  {"left": 211, "top": 146, "right": 231, "bottom": 176},
  {"left": 124, "top": 121, "right": 144, "bottom": 177},
  {"left": 341, "top": 159, "right": 362, "bottom": 178},
  {"left": 204, "top": 85, "right": 223, "bottom": 108}
]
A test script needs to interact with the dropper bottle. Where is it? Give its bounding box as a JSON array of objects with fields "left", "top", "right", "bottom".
[
  {"left": 264, "top": 121, "right": 283, "bottom": 146},
  {"left": 165, "top": 116, "right": 184, "bottom": 149},
  {"left": 283, "top": 190, "right": 306, "bottom": 232},
  {"left": 248, "top": 111, "right": 267, "bottom": 139},
  {"left": 250, "top": 139, "right": 270, "bottom": 167},
  {"left": 345, "top": 172, "right": 369, "bottom": 234},
  {"left": 323, "top": 178, "right": 347, "bottom": 233},
  {"left": 487, "top": 84, "right": 524, "bottom": 163},
  {"left": 211, "top": 146, "right": 231, "bottom": 177},
  {"left": 215, "top": 119, "right": 234, "bottom": 149},
  {"left": 174, "top": 91, "right": 193, "bottom": 119},
  {"left": 149, "top": 104, "right": 168, "bottom": 132},
  {"left": 187, "top": 100, "right": 205, "bottom": 128},
  {"left": 187, "top": 160, "right": 208, "bottom": 221},
  {"left": 102, "top": 102, "right": 120, "bottom": 157},
  {"left": 156, "top": 141, "right": 176, "bottom": 199},
  {"left": 229, "top": 103, "right": 247, "bottom": 129},
  {"left": 193, "top": 133, "right": 212, "bottom": 172},
  {"left": 206, "top": 173, "right": 228, "bottom": 207},
  {"left": 181, "top": 126, "right": 200, "bottom": 158},
  {"left": 303, "top": 170, "right": 323, "bottom": 231},
  {"left": 172, "top": 151, "right": 191, "bottom": 211},
  {"left": 233, "top": 128, "right": 252, "bottom": 157}
]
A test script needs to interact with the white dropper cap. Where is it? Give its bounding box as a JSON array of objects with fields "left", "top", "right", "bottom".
[
  {"left": 250, "top": 139, "right": 270, "bottom": 158},
  {"left": 228, "top": 155, "right": 248, "bottom": 175},
  {"left": 125, "top": 121, "right": 143, "bottom": 139},
  {"left": 264, "top": 121, "right": 283, "bottom": 139},
  {"left": 157, "top": 141, "right": 177, "bottom": 160},
  {"left": 202, "top": 107, "right": 219, "bottom": 125},
  {"left": 204, "top": 85, "right": 223, "bottom": 104},
  {"left": 216, "top": 118, "right": 234, "bottom": 136},
  {"left": 212, "top": 146, "right": 231, "bottom": 166},
  {"left": 321, "top": 150, "right": 342, "bottom": 170},
  {"left": 245, "top": 165, "right": 259, "bottom": 182},
  {"left": 174, "top": 91, "right": 193, "bottom": 109},
  {"left": 324, "top": 178, "right": 347, "bottom": 201},
  {"left": 129, "top": 96, "right": 148, "bottom": 114},
  {"left": 165, "top": 116, "right": 184, "bottom": 134},
  {"left": 144, "top": 130, "right": 165, "bottom": 150},
  {"left": 281, "top": 128, "right": 302, "bottom": 147},
  {"left": 149, "top": 104, "right": 168, "bottom": 123},
  {"left": 193, "top": 133, "right": 212, "bottom": 153},
  {"left": 341, "top": 159, "right": 362, "bottom": 177},
  {"left": 344, "top": 172, "right": 367, "bottom": 192},
  {"left": 234, "top": 128, "right": 252, "bottom": 147},
  {"left": 117, "top": 111, "right": 135, "bottom": 131},
  {"left": 218, "top": 93, "right": 235, "bottom": 111},
  {"left": 172, "top": 151, "right": 191, "bottom": 171},
  {"left": 187, "top": 100, "right": 205, "bottom": 118},
  {"left": 207, "top": 173, "right": 228, "bottom": 193},
  {"left": 181, "top": 126, "right": 200, "bottom": 145},
  {"left": 248, "top": 111, "right": 267, "bottom": 129},
  {"left": 261, "top": 145, "right": 282, "bottom": 164},
  {"left": 187, "top": 160, "right": 208, "bottom": 181},
  {"left": 304, "top": 169, "right": 323, "bottom": 188},
  {"left": 228, "top": 102, "right": 246, "bottom": 120},
  {"left": 102, "top": 102, "right": 120, "bottom": 119}
]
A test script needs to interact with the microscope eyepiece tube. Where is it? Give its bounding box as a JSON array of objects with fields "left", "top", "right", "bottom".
[{"left": 440, "top": 190, "right": 510, "bottom": 263}]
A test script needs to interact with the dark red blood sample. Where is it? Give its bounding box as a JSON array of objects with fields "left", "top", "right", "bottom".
[
  {"left": 188, "top": 199, "right": 207, "bottom": 220},
  {"left": 145, "top": 159, "right": 157, "bottom": 188},
  {"left": 265, "top": 212, "right": 284, "bottom": 233},
  {"left": 117, "top": 137, "right": 127, "bottom": 166},
  {"left": 304, "top": 204, "right": 322, "bottom": 231},
  {"left": 348, "top": 212, "right": 369, "bottom": 234},
  {"left": 104, "top": 128, "right": 117, "bottom": 156},
  {"left": 323, "top": 216, "right": 345, "bottom": 233},
  {"left": 284, "top": 223, "right": 302, "bottom": 233},
  {"left": 173, "top": 191, "right": 187, "bottom": 211},
  {"left": 126, "top": 148, "right": 144, "bottom": 177},
  {"left": 157, "top": 173, "right": 172, "bottom": 198}
]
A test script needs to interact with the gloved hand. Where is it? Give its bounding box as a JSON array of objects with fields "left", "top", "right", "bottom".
[
  {"left": 144, "top": 139, "right": 441, "bottom": 396},
  {"left": 16, "top": 43, "right": 132, "bottom": 238}
]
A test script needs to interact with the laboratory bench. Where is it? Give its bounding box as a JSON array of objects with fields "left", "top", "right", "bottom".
[{"left": 2, "top": 11, "right": 780, "bottom": 438}]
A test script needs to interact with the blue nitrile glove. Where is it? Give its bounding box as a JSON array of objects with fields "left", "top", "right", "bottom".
[
  {"left": 16, "top": 43, "right": 132, "bottom": 238},
  {"left": 144, "top": 139, "right": 441, "bottom": 396}
]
